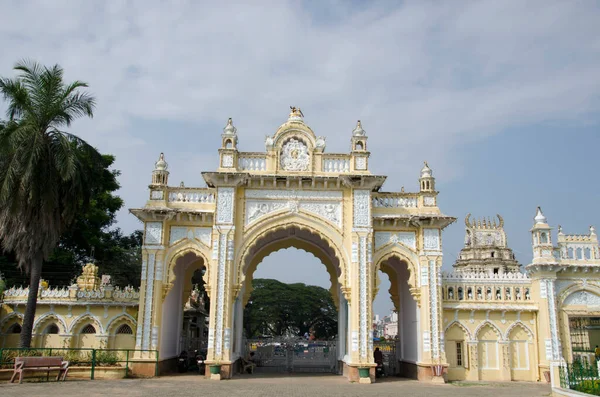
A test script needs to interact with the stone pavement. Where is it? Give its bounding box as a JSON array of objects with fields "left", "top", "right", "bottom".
[{"left": 0, "top": 374, "right": 552, "bottom": 397}]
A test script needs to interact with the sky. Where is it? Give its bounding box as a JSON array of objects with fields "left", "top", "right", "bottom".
[{"left": 1, "top": 1, "right": 599, "bottom": 318}]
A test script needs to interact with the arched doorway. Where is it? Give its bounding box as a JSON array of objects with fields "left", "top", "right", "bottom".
[
  {"left": 373, "top": 253, "right": 420, "bottom": 378},
  {"left": 233, "top": 222, "right": 349, "bottom": 375},
  {"left": 159, "top": 250, "right": 210, "bottom": 361}
]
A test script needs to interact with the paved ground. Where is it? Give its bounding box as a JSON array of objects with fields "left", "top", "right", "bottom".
[{"left": 0, "top": 374, "right": 552, "bottom": 397}]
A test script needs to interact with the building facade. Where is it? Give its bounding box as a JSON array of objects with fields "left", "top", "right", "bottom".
[{"left": 0, "top": 108, "right": 599, "bottom": 385}]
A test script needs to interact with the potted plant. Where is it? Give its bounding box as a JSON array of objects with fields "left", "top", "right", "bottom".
[
  {"left": 209, "top": 360, "right": 221, "bottom": 375},
  {"left": 358, "top": 367, "right": 370, "bottom": 378}
]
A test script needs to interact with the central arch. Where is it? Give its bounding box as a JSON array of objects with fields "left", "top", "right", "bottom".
[{"left": 231, "top": 213, "right": 350, "bottom": 374}]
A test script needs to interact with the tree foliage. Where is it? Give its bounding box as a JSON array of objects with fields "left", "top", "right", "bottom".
[
  {"left": 243, "top": 278, "right": 338, "bottom": 340},
  {"left": 0, "top": 60, "right": 101, "bottom": 347}
]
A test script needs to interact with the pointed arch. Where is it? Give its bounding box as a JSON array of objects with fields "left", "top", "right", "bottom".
[
  {"left": 105, "top": 313, "right": 137, "bottom": 336},
  {"left": 237, "top": 211, "right": 348, "bottom": 301},
  {"left": 68, "top": 313, "right": 104, "bottom": 334},
  {"left": 474, "top": 321, "right": 504, "bottom": 341},
  {"left": 373, "top": 244, "right": 420, "bottom": 303},
  {"left": 445, "top": 321, "right": 473, "bottom": 341},
  {"left": 559, "top": 283, "right": 600, "bottom": 307},
  {"left": 33, "top": 312, "right": 68, "bottom": 335},
  {"left": 505, "top": 321, "right": 534, "bottom": 341},
  {"left": 0, "top": 312, "right": 23, "bottom": 333},
  {"left": 163, "top": 240, "right": 211, "bottom": 299}
]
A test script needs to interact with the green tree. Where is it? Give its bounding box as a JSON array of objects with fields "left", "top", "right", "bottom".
[
  {"left": 0, "top": 60, "right": 100, "bottom": 347},
  {"left": 243, "top": 278, "right": 338, "bottom": 339}
]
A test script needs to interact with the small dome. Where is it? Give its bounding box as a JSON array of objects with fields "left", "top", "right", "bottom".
[
  {"left": 534, "top": 207, "right": 547, "bottom": 225},
  {"left": 420, "top": 161, "right": 432, "bottom": 178},
  {"left": 591, "top": 225, "right": 596, "bottom": 235},
  {"left": 352, "top": 120, "right": 365, "bottom": 136},
  {"left": 223, "top": 118, "right": 237, "bottom": 134},
  {"left": 154, "top": 153, "right": 168, "bottom": 171}
]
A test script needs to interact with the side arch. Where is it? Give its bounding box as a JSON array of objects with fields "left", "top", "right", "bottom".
[
  {"left": 372, "top": 244, "right": 420, "bottom": 304},
  {"left": 69, "top": 313, "right": 104, "bottom": 334},
  {"left": 33, "top": 312, "right": 68, "bottom": 335},
  {"left": 504, "top": 321, "right": 534, "bottom": 341},
  {"left": 558, "top": 283, "right": 600, "bottom": 307},
  {"left": 163, "top": 240, "right": 212, "bottom": 299},
  {"left": 474, "top": 321, "right": 504, "bottom": 341},
  {"left": 445, "top": 321, "right": 473, "bottom": 340},
  {"left": 105, "top": 313, "right": 137, "bottom": 335},
  {"left": 0, "top": 312, "right": 23, "bottom": 333}
]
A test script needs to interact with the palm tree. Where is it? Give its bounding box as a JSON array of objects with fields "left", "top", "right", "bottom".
[{"left": 0, "top": 60, "right": 101, "bottom": 347}]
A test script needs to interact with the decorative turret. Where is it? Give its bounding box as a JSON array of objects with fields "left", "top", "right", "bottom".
[
  {"left": 530, "top": 207, "right": 555, "bottom": 264},
  {"left": 419, "top": 161, "right": 435, "bottom": 192},
  {"left": 288, "top": 106, "right": 304, "bottom": 123},
  {"left": 77, "top": 263, "right": 101, "bottom": 291},
  {"left": 151, "top": 153, "right": 169, "bottom": 186},
  {"left": 351, "top": 120, "right": 369, "bottom": 171},
  {"left": 219, "top": 118, "right": 238, "bottom": 169},
  {"left": 453, "top": 213, "right": 520, "bottom": 274}
]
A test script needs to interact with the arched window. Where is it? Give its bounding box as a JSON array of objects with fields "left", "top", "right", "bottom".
[
  {"left": 116, "top": 324, "right": 133, "bottom": 335},
  {"left": 81, "top": 324, "right": 96, "bottom": 334},
  {"left": 8, "top": 323, "right": 22, "bottom": 334},
  {"left": 540, "top": 232, "right": 548, "bottom": 244},
  {"left": 355, "top": 141, "right": 363, "bottom": 150},
  {"left": 45, "top": 323, "right": 59, "bottom": 334},
  {"left": 225, "top": 139, "right": 232, "bottom": 149}
]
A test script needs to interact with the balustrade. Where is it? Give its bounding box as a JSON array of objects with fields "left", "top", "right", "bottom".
[
  {"left": 372, "top": 193, "right": 418, "bottom": 208},
  {"left": 322, "top": 157, "right": 350, "bottom": 173},
  {"left": 442, "top": 272, "right": 532, "bottom": 303},
  {"left": 238, "top": 155, "right": 267, "bottom": 171},
  {"left": 167, "top": 189, "right": 215, "bottom": 203}
]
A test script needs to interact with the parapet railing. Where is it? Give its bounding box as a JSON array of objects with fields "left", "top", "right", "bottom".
[
  {"left": 167, "top": 188, "right": 215, "bottom": 203},
  {"left": 2, "top": 286, "right": 140, "bottom": 303},
  {"left": 442, "top": 272, "right": 532, "bottom": 303},
  {"left": 322, "top": 154, "right": 350, "bottom": 173},
  {"left": 238, "top": 153, "right": 267, "bottom": 171},
  {"left": 372, "top": 193, "right": 419, "bottom": 209}
]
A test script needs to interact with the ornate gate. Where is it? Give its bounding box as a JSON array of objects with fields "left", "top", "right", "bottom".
[
  {"left": 374, "top": 341, "right": 398, "bottom": 376},
  {"left": 245, "top": 338, "right": 338, "bottom": 374}
]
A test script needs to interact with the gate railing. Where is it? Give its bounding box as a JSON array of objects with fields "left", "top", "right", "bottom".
[
  {"left": 560, "top": 360, "right": 600, "bottom": 395},
  {"left": 245, "top": 338, "right": 338, "bottom": 373}
]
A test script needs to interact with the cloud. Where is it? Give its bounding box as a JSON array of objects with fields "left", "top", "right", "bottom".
[{"left": 0, "top": 0, "right": 599, "bottom": 234}]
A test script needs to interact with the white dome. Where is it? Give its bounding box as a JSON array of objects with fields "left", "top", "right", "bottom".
[
  {"left": 352, "top": 120, "right": 365, "bottom": 136},
  {"left": 223, "top": 118, "right": 237, "bottom": 134},
  {"left": 534, "top": 207, "right": 547, "bottom": 225},
  {"left": 154, "top": 153, "right": 168, "bottom": 171},
  {"left": 420, "top": 161, "right": 432, "bottom": 178}
]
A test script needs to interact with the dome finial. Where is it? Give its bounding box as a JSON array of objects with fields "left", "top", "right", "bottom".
[
  {"left": 534, "top": 206, "right": 547, "bottom": 225},
  {"left": 590, "top": 225, "right": 596, "bottom": 235},
  {"left": 154, "top": 152, "right": 168, "bottom": 171},
  {"left": 223, "top": 117, "right": 237, "bottom": 134},
  {"left": 420, "top": 161, "right": 432, "bottom": 178},
  {"left": 352, "top": 120, "right": 365, "bottom": 136},
  {"left": 289, "top": 106, "right": 304, "bottom": 121}
]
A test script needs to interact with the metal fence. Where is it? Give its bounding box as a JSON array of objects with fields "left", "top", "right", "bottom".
[
  {"left": 0, "top": 347, "right": 158, "bottom": 380},
  {"left": 373, "top": 341, "right": 397, "bottom": 376},
  {"left": 245, "top": 338, "right": 338, "bottom": 374},
  {"left": 560, "top": 360, "right": 600, "bottom": 396}
]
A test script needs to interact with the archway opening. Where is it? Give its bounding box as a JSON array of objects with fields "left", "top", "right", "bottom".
[
  {"left": 160, "top": 251, "right": 209, "bottom": 360},
  {"left": 374, "top": 255, "right": 419, "bottom": 378},
  {"left": 236, "top": 225, "right": 347, "bottom": 375}
]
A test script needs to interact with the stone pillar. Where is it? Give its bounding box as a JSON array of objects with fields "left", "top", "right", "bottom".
[
  {"left": 346, "top": 189, "right": 375, "bottom": 383},
  {"left": 135, "top": 222, "right": 166, "bottom": 360},
  {"left": 206, "top": 187, "right": 236, "bottom": 379}
]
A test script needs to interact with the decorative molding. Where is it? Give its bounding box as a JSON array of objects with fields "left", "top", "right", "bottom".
[
  {"left": 353, "top": 190, "right": 371, "bottom": 228},
  {"left": 423, "top": 228, "right": 440, "bottom": 250},
  {"left": 245, "top": 200, "right": 341, "bottom": 227},
  {"left": 374, "top": 232, "right": 416, "bottom": 250},
  {"left": 169, "top": 226, "right": 212, "bottom": 246},
  {"left": 424, "top": 196, "right": 435, "bottom": 206},
  {"left": 564, "top": 290, "right": 600, "bottom": 306},
  {"left": 142, "top": 253, "right": 155, "bottom": 350},
  {"left": 216, "top": 187, "right": 234, "bottom": 224},
  {"left": 245, "top": 189, "right": 342, "bottom": 200},
  {"left": 150, "top": 190, "right": 164, "bottom": 200},
  {"left": 280, "top": 138, "right": 310, "bottom": 171},
  {"left": 145, "top": 222, "right": 163, "bottom": 245},
  {"left": 215, "top": 233, "right": 227, "bottom": 357},
  {"left": 359, "top": 236, "right": 368, "bottom": 360},
  {"left": 429, "top": 260, "right": 440, "bottom": 359},
  {"left": 221, "top": 154, "right": 233, "bottom": 168},
  {"left": 355, "top": 157, "right": 367, "bottom": 170}
]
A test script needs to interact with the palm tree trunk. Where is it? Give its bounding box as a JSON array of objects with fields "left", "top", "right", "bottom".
[{"left": 19, "top": 255, "right": 42, "bottom": 348}]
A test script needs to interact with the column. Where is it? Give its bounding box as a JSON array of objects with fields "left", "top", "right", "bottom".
[{"left": 207, "top": 186, "right": 236, "bottom": 379}]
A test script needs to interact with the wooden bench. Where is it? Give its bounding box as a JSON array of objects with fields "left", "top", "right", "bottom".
[{"left": 10, "top": 356, "right": 69, "bottom": 384}]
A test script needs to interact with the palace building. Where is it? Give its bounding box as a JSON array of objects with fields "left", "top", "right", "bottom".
[{"left": 1, "top": 108, "right": 599, "bottom": 386}]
